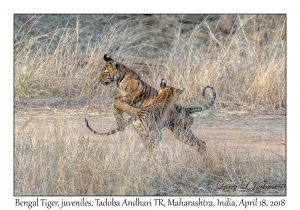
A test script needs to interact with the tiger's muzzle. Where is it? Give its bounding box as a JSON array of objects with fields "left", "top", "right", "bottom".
[{"left": 101, "top": 78, "right": 114, "bottom": 85}]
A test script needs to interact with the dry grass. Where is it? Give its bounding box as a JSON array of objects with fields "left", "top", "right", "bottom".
[
  {"left": 14, "top": 14, "right": 286, "bottom": 110},
  {"left": 14, "top": 116, "right": 285, "bottom": 196},
  {"left": 14, "top": 15, "right": 286, "bottom": 196}
]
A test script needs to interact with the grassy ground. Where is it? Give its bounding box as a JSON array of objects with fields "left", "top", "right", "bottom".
[
  {"left": 14, "top": 109, "right": 285, "bottom": 196},
  {"left": 14, "top": 14, "right": 286, "bottom": 196}
]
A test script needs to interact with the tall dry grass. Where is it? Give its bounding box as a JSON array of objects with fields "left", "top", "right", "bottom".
[
  {"left": 148, "top": 15, "right": 286, "bottom": 111},
  {"left": 14, "top": 119, "right": 285, "bottom": 195},
  {"left": 14, "top": 15, "right": 156, "bottom": 105},
  {"left": 14, "top": 14, "right": 286, "bottom": 111},
  {"left": 14, "top": 15, "right": 286, "bottom": 196}
]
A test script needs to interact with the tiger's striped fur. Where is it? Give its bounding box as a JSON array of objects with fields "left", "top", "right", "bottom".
[
  {"left": 127, "top": 79, "right": 184, "bottom": 153},
  {"left": 85, "top": 54, "right": 216, "bottom": 153}
]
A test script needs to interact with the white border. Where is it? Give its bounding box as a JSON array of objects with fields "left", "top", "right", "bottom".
[{"left": 3, "top": 0, "right": 298, "bottom": 209}]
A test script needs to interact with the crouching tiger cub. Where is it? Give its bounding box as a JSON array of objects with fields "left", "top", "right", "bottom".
[
  {"left": 85, "top": 54, "right": 217, "bottom": 153},
  {"left": 113, "top": 78, "right": 184, "bottom": 153}
]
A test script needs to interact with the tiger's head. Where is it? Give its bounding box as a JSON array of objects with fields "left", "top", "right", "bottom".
[
  {"left": 158, "top": 78, "right": 185, "bottom": 105},
  {"left": 99, "top": 54, "right": 122, "bottom": 85}
]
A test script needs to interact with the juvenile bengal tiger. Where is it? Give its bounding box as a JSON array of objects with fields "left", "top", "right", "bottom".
[
  {"left": 85, "top": 54, "right": 217, "bottom": 153},
  {"left": 114, "top": 78, "right": 184, "bottom": 153}
]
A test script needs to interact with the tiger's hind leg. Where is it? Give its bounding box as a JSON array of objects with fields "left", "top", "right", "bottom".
[
  {"left": 168, "top": 125, "right": 206, "bottom": 153},
  {"left": 146, "top": 131, "right": 162, "bottom": 154},
  {"left": 133, "top": 121, "right": 161, "bottom": 154},
  {"left": 139, "top": 131, "right": 161, "bottom": 154}
]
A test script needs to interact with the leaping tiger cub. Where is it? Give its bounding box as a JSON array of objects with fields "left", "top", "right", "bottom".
[
  {"left": 121, "top": 79, "right": 184, "bottom": 152},
  {"left": 85, "top": 54, "right": 217, "bottom": 153}
]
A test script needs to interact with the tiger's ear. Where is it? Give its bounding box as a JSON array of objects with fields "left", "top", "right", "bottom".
[
  {"left": 160, "top": 78, "right": 167, "bottom": 88},
  {"left": 104, "top": 54, "right": 113, "bottom": 61},
  {"left": 176, "top": 88, "right": 185, "bottom": 95}
]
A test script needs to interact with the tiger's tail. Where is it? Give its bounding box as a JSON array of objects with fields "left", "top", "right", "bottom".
[
  {"left": 85, "top": 117, "right": 133, "bottom": 135},
  {"left": 183, "top": 85, "right": 216, "bottom": 114},
  {"left": 202, "top": 85, "right": 216, "bottom": 107}
]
